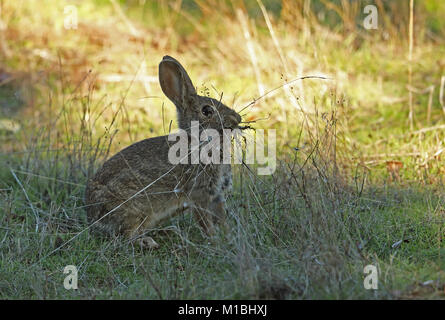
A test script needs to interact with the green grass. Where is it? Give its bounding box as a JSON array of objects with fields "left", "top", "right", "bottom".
[
  {"left": 1, "top": 156, "right": 444, "bottom": 299},
  {"left": 0, "top": 0, "right": 445, "bottom": 299}
]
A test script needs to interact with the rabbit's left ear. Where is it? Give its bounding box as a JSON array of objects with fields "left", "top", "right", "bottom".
[{"left": 159, "top": 56, "right": 196, "bottom": 109}]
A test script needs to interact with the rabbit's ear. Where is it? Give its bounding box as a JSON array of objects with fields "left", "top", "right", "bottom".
[{"left": 159, "top": 56, "right": 196, "bottom": 108}]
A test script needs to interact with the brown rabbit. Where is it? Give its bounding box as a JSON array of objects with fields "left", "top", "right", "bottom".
[{"left": 84, "top": 56, "right": 241, "bottom": 248}]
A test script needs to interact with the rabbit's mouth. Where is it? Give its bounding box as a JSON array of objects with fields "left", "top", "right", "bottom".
[
  {"left": 222, "top": 114, "right": 242, "bottom": 130},
  {"left": 238, "top": 125, "right": 253, "bottom": 130},
  {"left": 223, "top": 124, "right": 253, "bottom": 131},
  {"left": 223, "top": 125, "right": 240, "bottom": 130}
]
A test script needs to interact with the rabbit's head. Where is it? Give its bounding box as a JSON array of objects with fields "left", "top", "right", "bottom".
[{"left": 159, "top": 56, "right": 241, "bottom": 133}]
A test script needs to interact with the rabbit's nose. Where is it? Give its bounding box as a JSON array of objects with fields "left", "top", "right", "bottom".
[{"left": 224, "top": 114, "right": 241, "bottom": 128}]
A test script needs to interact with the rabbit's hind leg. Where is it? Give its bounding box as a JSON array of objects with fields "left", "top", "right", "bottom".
[
  {"left": 127, "top": 228, "right": 160, "bottom": 249},
  {"left": 135, "top": 236, "right": 160, "bottom": 249},
  {"left": 123, "top": 215, "right": 160, "bottom": 250}
]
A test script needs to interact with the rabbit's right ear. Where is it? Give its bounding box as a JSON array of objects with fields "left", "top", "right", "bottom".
[{"left": 159, "top": 56, "right": 196, "bottom": 109}]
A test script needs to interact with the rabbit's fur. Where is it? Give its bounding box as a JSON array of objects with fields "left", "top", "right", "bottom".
[{"left": 84, "top": 56, "right": 241, "bottom": 248}]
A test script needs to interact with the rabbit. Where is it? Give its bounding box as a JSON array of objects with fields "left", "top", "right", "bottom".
[{"left": 84, "top": 55, "right": 242, "bottom": 249}]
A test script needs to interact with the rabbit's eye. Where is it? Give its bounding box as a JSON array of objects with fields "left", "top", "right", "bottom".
[{"left": 201, "top": 105, "right": 214, "bottom": 117}]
